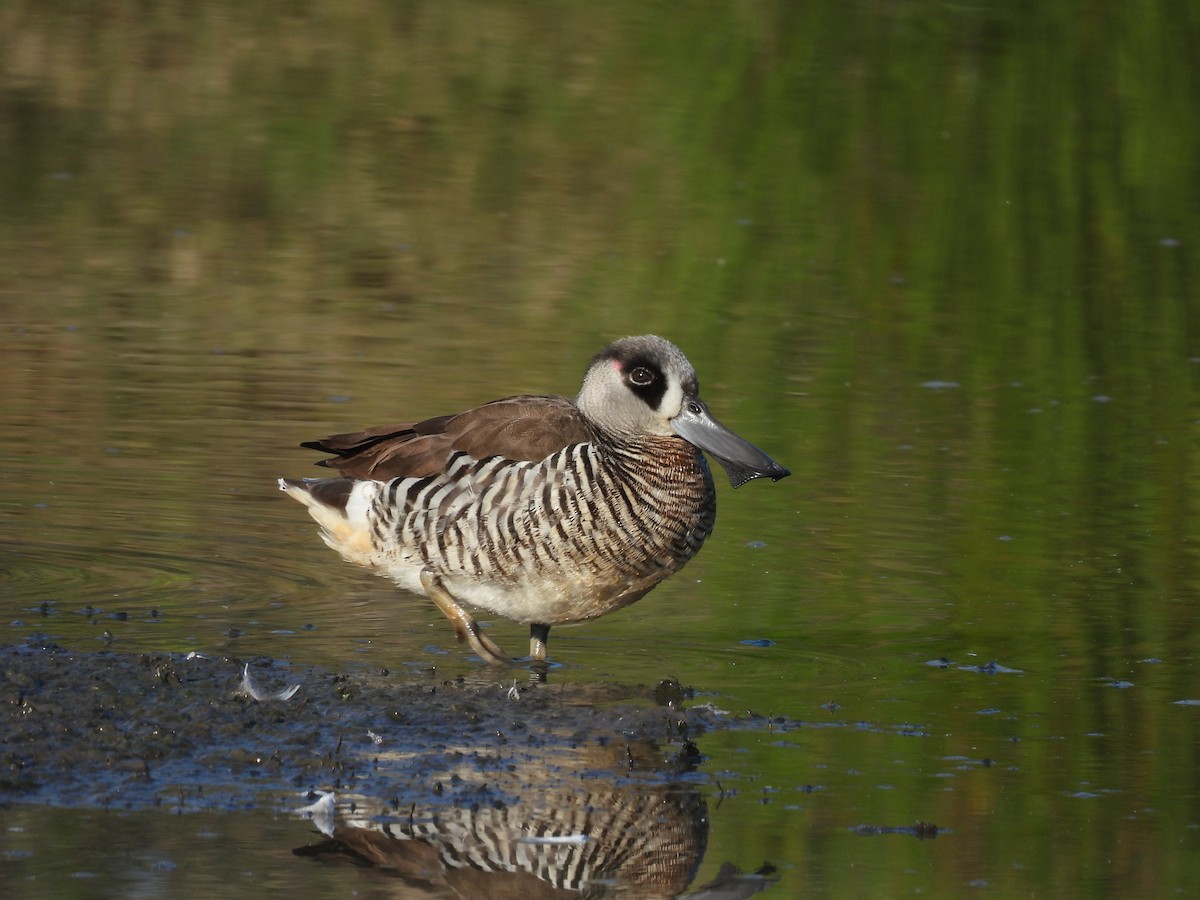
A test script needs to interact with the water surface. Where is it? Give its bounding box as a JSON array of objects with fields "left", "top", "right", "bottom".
[{"left": 3, "top": 1, "right": 1200, "bottom": 896}]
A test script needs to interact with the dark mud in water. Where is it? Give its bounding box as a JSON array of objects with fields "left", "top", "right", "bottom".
[{"left": 1, "top": 641, "right": 778, "bottom": 897}]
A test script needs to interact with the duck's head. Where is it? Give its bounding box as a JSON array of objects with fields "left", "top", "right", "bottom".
[{"left": 576, "top": 335, "right": 790, "bottom": 487}]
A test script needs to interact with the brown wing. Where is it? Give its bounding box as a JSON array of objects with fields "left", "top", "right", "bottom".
[{"left": 300, "top": 394, "right": 592, "bottom": 479}]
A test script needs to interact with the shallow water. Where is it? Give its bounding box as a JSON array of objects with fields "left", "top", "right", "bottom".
[{"left": 3, "top": 1, "right": 1200, "bottom": 896}]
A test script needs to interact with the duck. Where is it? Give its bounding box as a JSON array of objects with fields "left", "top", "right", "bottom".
[{"left": 279, "top": 335, "right": 789, "bottom": 665}]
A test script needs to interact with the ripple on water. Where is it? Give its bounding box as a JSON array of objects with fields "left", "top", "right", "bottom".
[{"left": 1, "top": 535, "right": 331, "bottom": 652}]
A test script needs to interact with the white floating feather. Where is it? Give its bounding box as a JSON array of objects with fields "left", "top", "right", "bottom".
[
  {"left": 519, "top": 834, "right": 590, "bottom": 846},
  {"left": 239, "top": 663, "right": 301, "bottom": 701}
]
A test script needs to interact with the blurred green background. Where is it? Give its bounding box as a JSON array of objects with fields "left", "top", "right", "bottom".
[{"left": 2, "top": 1, "right": 1199, "bottom": 896}]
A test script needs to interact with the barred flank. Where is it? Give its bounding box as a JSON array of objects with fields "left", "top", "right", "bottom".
[{"left": 368, "top": 437, "right": 715, "bottom": 586}]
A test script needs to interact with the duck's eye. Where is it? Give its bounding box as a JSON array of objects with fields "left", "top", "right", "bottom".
[{"left": 628, "top": 366, "right": 655, "bottom": 386}]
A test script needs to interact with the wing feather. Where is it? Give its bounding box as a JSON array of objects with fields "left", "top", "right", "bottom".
[{"left": 300, "top": 395, "right": 591, "bottom": 479}]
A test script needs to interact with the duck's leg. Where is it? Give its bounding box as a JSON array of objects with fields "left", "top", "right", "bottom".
[
  {"left": 529, "top": 623, "right": 551, "bottom": 662},
  {"left": 420, "top": 571, "right": 510, "bottom": 666}
]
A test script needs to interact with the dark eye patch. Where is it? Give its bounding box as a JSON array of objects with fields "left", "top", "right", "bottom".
[{"left": 623, "top": 356, "right": 667, "bottom": 410}]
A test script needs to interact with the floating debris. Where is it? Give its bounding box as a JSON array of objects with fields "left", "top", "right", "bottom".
[
  {"left": 239, "top": 663, "right": 300, "bottom": 701},
  {"left": 851, "top": 821, "right": 940, "bottom": 839},
  {"left": 519, "top": 833, "right": 590, "bottom": 846},
  {"left": 957, "top": 661, "right": 1024, "bottom": 675}
]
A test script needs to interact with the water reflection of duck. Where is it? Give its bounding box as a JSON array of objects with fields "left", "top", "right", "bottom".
[
  {"left": 280, "top": 335, "right": 788, "bottom": 665},
  {"left": 294, "top": 785, "right": 776, "bottom": 899}
]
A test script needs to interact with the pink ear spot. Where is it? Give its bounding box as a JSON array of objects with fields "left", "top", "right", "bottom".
[{"left": 610, "top": 359, "right": 623, "bottom": 372}]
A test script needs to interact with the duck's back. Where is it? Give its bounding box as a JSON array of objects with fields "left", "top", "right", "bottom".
[{"left": 301, "top": 395, "right": 590, "bottom": 479}]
